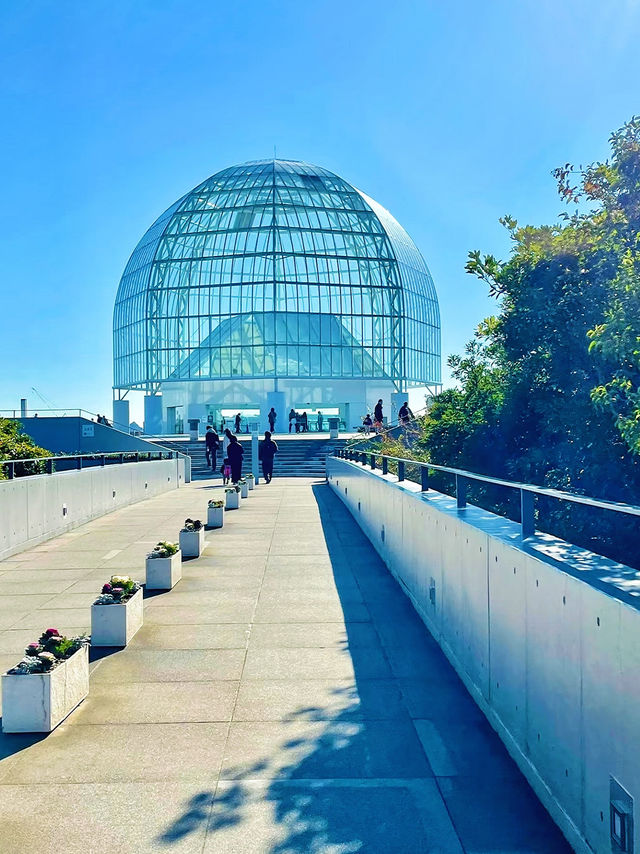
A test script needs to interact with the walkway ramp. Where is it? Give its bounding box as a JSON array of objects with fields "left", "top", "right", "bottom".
[{"left": 0, "top": 478, "right": 571, "bottom": 852}]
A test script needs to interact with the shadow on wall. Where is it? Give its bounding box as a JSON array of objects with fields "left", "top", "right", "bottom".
[{"left": 156, "top": 485, "right": 571, "bottom": 851}]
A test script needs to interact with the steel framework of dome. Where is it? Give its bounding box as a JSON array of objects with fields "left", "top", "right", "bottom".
[{"left": 113, "top": 159, "right": 441, "bottom": 398}]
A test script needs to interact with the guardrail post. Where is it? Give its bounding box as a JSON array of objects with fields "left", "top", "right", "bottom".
[
  {"left": 456, "top": 475, "right": 467, "bottom": 509},
  {"left": 370, "top": 454, "right": 376, "bottom": 470},
  {"left": 521, "top": 489, "right": 535, "bottom": 538},
  {"left": 398, "top": 461, "right": 405, "bottom": 482},
  {"left": 421, "top": 466, "right": 429, "bottom": 492},
  {"left": 119, "top": 453, "right": 124, "bottom": 464},
  {"left": 359, "top": 452, "right": 365, "bottom": 465},
  {"left": 46, "top": 459, "right": 54, "bottom": 475},
  {"left": 100, "top": 455, "right": 106, "bottom": 467},
  {"left": 7, "top": 461, "right": 14, "bottom": 480},
  {"left": 77, "top": 456, "right": 83, "bottom": 471},
  {"left": 382, "top": 456, "right": 388, "bottom": 475},
  {"left": 135, "top": 453, "right": 140, "bottom": 462}
]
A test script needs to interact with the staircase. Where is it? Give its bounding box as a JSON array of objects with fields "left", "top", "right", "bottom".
[{"left": 153, "top": 435, "right": 350, "bottom": 480}]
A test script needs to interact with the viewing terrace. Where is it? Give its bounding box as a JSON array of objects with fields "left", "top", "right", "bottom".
[{"left": 0, "top": 474, "right": 571, "bottom": 853}]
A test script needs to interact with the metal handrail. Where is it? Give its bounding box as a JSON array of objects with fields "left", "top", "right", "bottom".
[
  {"left": 345, "top": 407, "right": 428, "bottom": 450},
  {"left": 1, "top": 450, "right": 177, "bottom": 481},
  {"left": 334, "top": 448, "right": 640, "bottom": 540}
]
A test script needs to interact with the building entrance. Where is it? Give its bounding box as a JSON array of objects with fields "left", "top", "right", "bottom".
[{"left": 207, "top": 406, "right": 260, "bottom": 434}]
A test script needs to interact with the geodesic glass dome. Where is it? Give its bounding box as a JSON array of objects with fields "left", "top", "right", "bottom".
[{"left": 113, "top": 159, "right": 440, "bottom": 391}]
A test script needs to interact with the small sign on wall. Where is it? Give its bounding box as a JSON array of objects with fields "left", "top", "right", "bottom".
[{"left": 81, "top": 424, "right": 95, "bottom": 438}]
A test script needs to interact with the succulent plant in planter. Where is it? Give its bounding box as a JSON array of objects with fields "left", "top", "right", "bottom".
[
  {"left": 7, "top": 629, "right": 89, "bottom": 676},
  {"left": 2, "top": 629, "right": 91, "bottom": 733},
  {"left": 238, "top": 478, "right": 249, "bottom": 498},
  {"left": 179, "top": 518, "right": 205, "bottom": 557},
  {"left": 146, "top": 541, "right": 181, "bottom": 591},
  {"left": 148, "top": 540, "right": 179, "bottom": 559},
  {"left": 93, "top": 575, "right": 141, "bottom": 606},
  {"left": 246, "top": 472, "right": 255, "bottom": 489},
  {"left": 92, "top": 577, "right": 143, "bottom": 647},
  {"left": 225, "top": 484, "right": 241, "bottom": 509},
  {"left": 207, "top": 499, "right": 225, "bottom": 528}
]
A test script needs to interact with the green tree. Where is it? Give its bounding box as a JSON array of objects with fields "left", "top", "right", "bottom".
[
  {"left": 0, "top": 418, "right": 50, "bottom": 479},
  {"left": 417, "top": 118, "right": 640, "bottom": 565}
]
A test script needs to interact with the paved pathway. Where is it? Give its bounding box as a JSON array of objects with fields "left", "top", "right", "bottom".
[{"left": 0, "top": 478, "right": 572, "bottom": 853}]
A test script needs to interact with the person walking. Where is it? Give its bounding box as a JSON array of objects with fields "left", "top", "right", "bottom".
[
  {"left": 317, "top": 411, "right": 323, "bottom": 432},
  {"left": 258, "top": 430, "right": 278, "bottom": 483},
  {"left": 234, "top": 412, "right": 242, "bottom": 434},
  {"left": 227, "top": 434, "right": 244, "bottom": 483},
  {"left": 268, "top": 407, "right": 277, "bottom": 432},
  {"left": 363, "top": 413, "right": 372, "bottom": 435},
  {"left": 301, "top": 411, "right": 308, "bottom": 432},
  {"left": 205, "top": 425, "right": 220, "bottom": 471},
  {"left": 295, "top": 412, "right": 301, "bottom": 433},
  {"left": 374, "top": 399, "right": 384, "bottom": 432},
  {"left": 288, "top": 408, "right": 296, "bottom": 433}
]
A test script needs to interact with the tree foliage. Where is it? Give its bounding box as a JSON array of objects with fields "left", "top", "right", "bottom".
[
  {"left": 417, "top": 118, "right": 640, "bottom": 566},
  {"left": 0, "top": 418, "right": 50, "bottom": 479}
]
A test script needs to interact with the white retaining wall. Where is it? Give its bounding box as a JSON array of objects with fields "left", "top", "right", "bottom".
[
  {"left": 0, "top": 457, "right": 185, "bottom": 559},
  {"left": 327, "top": 456, "right": 640, "bottom": 854}
]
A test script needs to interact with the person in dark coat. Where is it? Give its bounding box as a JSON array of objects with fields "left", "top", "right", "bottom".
[
  {"left": 268, "top": 407, "right": 277, "bottom": 432},
  {"left": 288, "top": 409, "right": 296, "bottom": 433},
  {"left": 205, "top": 425, "right": 220, "bottom": 470},
  {"left": 227, "top": 435, "right": 244, "bottom": 483},
  {"left": 259, "top": 431, "right": 278, "bottom": 483},
  {"left": 234, "top": 412, "right": 242, "bottom": 433},
  {"left": 398, "top": 401, "right": 414, "bottom": 426},
  {"left": 374, "top": 399, "right": 383, "bottom": 431}
]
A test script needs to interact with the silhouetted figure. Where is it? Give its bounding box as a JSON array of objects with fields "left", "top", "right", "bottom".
[
  {"left": 205, "top": 425, "right": 220, "bottom": 470},
  {"left": 301, "top": 411, "right": 308, "bottom": 432},
  {"left": 227, "top": 435, "right": 244, "bottom": 483},
  {"left": 288, "top": 408, "right": 296, "bottom": 433},
  {"left": 374, "top": 399, "right": 383, "bottom": 431},
  {"left": 234, "top": 412, "right": 241, "bottom": 433},
  {"left": 259, "top": 430, "right": 278, "bottom": 483},
  {"left": 268, "top": 407, "right": 277, "bottom": 432},
  {"left": 398, "top": 401, "right": 414, "bottom": 426},
  {"left": 317, "top": 411, "right": 323, "bottom": 432}
]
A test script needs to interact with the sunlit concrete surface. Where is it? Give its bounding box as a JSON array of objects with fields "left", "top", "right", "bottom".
[{"left": 0, "top": 478, "right": 571, "bottom": 853}]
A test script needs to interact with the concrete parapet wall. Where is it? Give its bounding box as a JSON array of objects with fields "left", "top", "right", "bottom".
[
  {"left": 0, "top": 457, "right": 185, "bottom": 559},
  {"left": 327, "top": 456, "right": 640, "bottom": 854}
]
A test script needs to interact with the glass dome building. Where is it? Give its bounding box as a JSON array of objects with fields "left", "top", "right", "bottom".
[{"left": 113, "top": 159, "right": 440, "bottom": 433}]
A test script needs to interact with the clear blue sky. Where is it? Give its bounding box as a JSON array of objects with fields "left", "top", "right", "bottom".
[{"left": 1, "top": 0, "right": 639, "bottom": 421}]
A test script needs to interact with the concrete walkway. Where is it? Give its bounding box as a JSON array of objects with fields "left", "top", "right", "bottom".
[{"left": 0, "top": 478, "right": 572, "bottom": 853}]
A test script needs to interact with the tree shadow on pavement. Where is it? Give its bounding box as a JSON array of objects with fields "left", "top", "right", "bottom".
[{"left": 156, "top": 483, "right": 572, "bottom": 853}]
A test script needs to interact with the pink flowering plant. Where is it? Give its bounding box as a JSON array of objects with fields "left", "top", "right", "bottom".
[
  {"left": 7, "top": 628, "right": 89, "bottom": 675},
  {"left": 93, "top": 575, "right": 140, "bottom": 605}
]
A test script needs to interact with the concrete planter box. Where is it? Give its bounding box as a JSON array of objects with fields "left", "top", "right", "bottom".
[
  {"left": 239, "top": 480, "right": 249, "bottom": 499},
  {"left": 207, "top": 505, "right": 224, "bottom": 528},
  {"left": 225, "top": 489, "right": 240, "bottom": 510},
  {"left": 179, "top": 528, "right": 205, "bottom": 558},
  {"left": 146, "top": 551, "right": 182, "bottom": 590},
  {"left": 2, "top": 644, "right": 89, "bottom": 733},
  {"left": 91, "top": 587, "right": 143, "bottom": 647},
  {"left": 247, "top": 474, "right": 255, "bottom": 490}
]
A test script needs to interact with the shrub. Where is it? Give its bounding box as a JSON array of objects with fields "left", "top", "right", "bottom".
[{"left": 181, "top": 518, "right": 203, "bottom": 532}]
